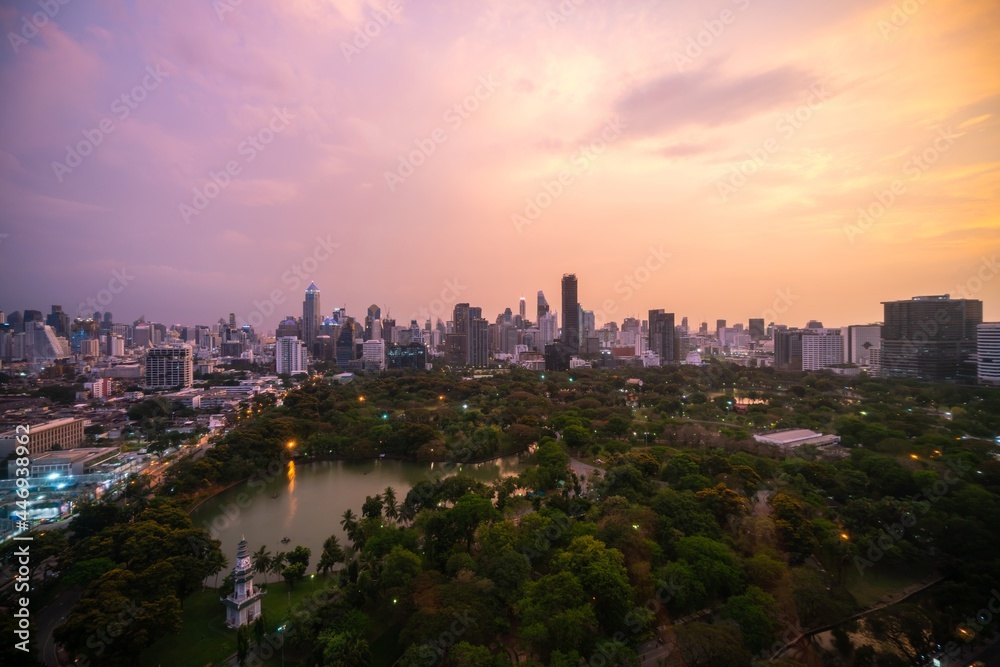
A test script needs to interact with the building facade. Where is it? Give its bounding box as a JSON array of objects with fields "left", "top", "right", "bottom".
[
  {"left": 144, "top": 344, "right": 194, "bottom": 389},
  {"left": 978, "top": 322, "right": 1000, "bottom": 386},
  {"left": 881, "top": 295, "right": 982, "bottom": 382}
]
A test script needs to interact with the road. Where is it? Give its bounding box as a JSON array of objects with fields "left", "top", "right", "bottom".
[{"left": 37, "top": 589, "right": 80, "bottom": 666}]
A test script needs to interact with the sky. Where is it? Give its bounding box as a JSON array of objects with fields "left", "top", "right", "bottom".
[{"left": 0, "top": 0, "right": 998, "bottom": 331}]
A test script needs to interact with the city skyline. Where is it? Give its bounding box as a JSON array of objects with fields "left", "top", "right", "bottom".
[{"left": 1, "top": 1, "right": 998, "bottom": 327}]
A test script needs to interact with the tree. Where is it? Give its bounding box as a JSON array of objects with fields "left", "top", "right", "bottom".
[
  {"left": 269, "top": 551, "right": 287, "bottom": 582},
  {"left": 252, "top": 545, "right": 272, "bottom": 584},
  {"left": 341, "top": 509, "right": 360, "bottom": 547},
  {"left": 362, "top": 494, "right": 383, "bottom": 519},
  {"left": 721, "top": 585, "right": 781, "bottom": 653},
  {"left": 286, "top": 545, "right": 311, "bottom": 570},
  {"left": 382, "top": 546, "right": 422, "bottom": 590},
  {"left": 317, "top": 535, "right": 346, "bottom": 575},
  {"left": 237, "top": 624, "right": 250, "bottom": 667},
  {"left": 322, "top": 630, "right": 371, "bottom": 667},
  {"left": 282, "top": 562, "right": 307, "bottom": 589},
  {"left": 383, "top": 486, "right": 399, "bottom": 523}
]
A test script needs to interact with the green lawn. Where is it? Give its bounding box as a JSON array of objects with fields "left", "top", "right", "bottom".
[
  {"left": 141, "top": 576, "right": 336, "bottom": 667},
  {"left": 840, "top": 562, "right": 937, "bottom": 608}
]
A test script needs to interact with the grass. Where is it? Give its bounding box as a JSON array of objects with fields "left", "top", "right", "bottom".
[
  {"left": 840, "top": 562, "right": 937, "bottom": 608},
  {"left": 141, "top": 575, "right": 336, "bottom": 667}
]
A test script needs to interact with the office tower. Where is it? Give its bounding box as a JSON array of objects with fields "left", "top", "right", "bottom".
[
  {"left": 106, "top": 333, "right": 125, "bottom": 357},
  {"left": 103, "top": 312, "right": 113, "bottom": 324},
  {"left": 133, "top": 323, "right": 152, "bottom": 348},
  {"left": 362, "top": 339, "right": 386, "bottom": 370},
  {"left": 336, "top": 319, "right": 356, "bottom": 366},
  {"left": 80, "top": 339, "right": 102, "bottom": 357},
  {"left": 537, "top": 291, "right": 550, "bottom": 321},
  {"left": 46, "top": 305, "right": 70, "bottom": 337},
  {"left": 229, "top": 313, "right": 236, "bottom": 328},
  {"left": 387, "top": 342, "right": 427, "bottom": 370},
  {"left": 275, "top": 336, "right": 308, "bottom": 375},
  {"left": 749, "top": 318, "right": 766, "bottom": 341},
  {"left": 582, "top": 310, "right": 595, "bottom": 338},
  {"left": 680, "top": 316, "right": 689, "bottom": 334},
  {"left": 800, "top": 331, "right": 844, "bottom": 371},
  {"left": 468, "top": 307, "right": 488, "bottom": 367},
  {"left": 451, "top": 303, "right": 470, "bottom": 364},
  {"left": 977, "top": 323, "right": 1000, "bottom": 386},
  {"left": 365, "top": 304, "right": 381, "bottom": 340},
  {"left": 144, "top": 344, "right": 194, "bottom": 389},
  {"left": 715, "top": 319, "right": 726, "bottom": 337},
  {"left": 0, "top": 310, "right": 5, "bottom": 324},
  {"left": 276, "top": 317, "right": 300, "bottom": 339},
  {"left": 806, "top": 320, "right": 824, "bottom": 329},
  {"left": 302, "top": 282, "right": 321, "bottom": 355},
  {"left": 538, "top": 312, "right": 558, "bottom": 345},
  {"left": 648, "top": 310, "right": 675, "bottom": 365},
  {"left": 519, "top": 296, "right": 526, "bottom": 324},
  {"left": 774, "top": 330, "right": 803, "bottom": 371},
  {"left": 561, "top": 274, "right": 579, "bottom": 353},
  {"left": 844, "top": 325, "right": 882, "bottom": 366},
  {"left": 881, "top": 295, "right": 982, "bottom": 382}
]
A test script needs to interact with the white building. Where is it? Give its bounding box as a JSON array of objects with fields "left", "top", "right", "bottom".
[
  {"left": 275, "top": 336, "right": 307, "bottom": 375},
  {"left": 538, "top": 312, "right": 558, "bottom": 346},
  {"left": 978, "top": 322, "right": 1000, "bottom": 386},
  {"left": 362, "top": 339, "right": 385, "bottom": 371},
  {"left": 222, "top": 537, "right": 264, "bottom": 628},
  {"left": 144, "top": 344, "right": 194, "bottom": 389},
  {"left": 85, "top": 378, "right": 112, "bottom": 399},
  {"left": 801, "top": 331, "right": 844, "bottom": 371}
]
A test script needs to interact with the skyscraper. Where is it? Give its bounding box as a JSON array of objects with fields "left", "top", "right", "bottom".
[
  {"left": 365, "top": 304, "right": 381, "bottom": 340},
  {"left": 977, "top": 323, "right": 1000, "bottom": 386},
  {"left": 881, "top": 295, "right": 982, "bottom": 382},
  {"left": 561, "top": 274, "right": 579, "bottom": 353},
  {"left": 748, "top": 318, "right": 765, "bottom": 340},
  {"left": 537, "top": 291, "right": 550, "bottom": 321},
  {"left": 519, "top": 296, "right": 526, "bottom": 325},
  {"left": 648, "top": 310, "right": 675, "bottom": 364},
  {"left": 469, "top": 309, "right": 489, "bottom": 367},
  {"left": 144, "top": 344, "right": 193, "bottom": 389},
  {"left": 302, "top": 282, "right": 321, "bottom": 356},
  {"left": 275, "top": 336, "right": 308, "bottom": 375}
]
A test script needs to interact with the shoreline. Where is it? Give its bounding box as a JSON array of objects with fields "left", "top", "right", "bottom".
[{"left": 184, "top": 446, "right": 532, "bottom": 515}]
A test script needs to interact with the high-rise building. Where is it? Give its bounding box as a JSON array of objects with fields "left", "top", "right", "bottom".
[
  {"left": 881, "top": 295, "right": 982, "bottom": 382},
  {"left": 648, "top": 310, "right": 675, "bottom": 365},
  {"left": 302, "top": 282, "right": 321, "bottom": 356},
  {"left": 519, "top": 296, "right": 527, "bottom": 325},
  {"left": 275, "top": 336, "right": 308, "bottom": 375},
  {"left": 144, "top": 344, "right": 193, "bottom": 389},
  {"left": 582, "top": 310, "right": 595, "bottom": 339},
  {"left": 977, "top": 323, "right": 1000, "bottom": 386},
  {"left": 469, "top": 307, "right": 489, "bottom": 367},
  {"left": 843, "top": 325, "right": 882, "bottom": 367},
  {"left": 715, "top": 319, "right": 726, "bottom": 337},
  {"left": 774, "top": 330, "right": 803, "bottom": 371},
  {"left": 538, "top": 312, "right": 558, "bottom": 346},
  {"left": 801, "top": 331, "right": 844, "bottom": 371},
  {"left": 806, "top": 320, "right": 824, "bottom": 329},
  {"left": 365, "top": 304, "right": 381, "bottom": 340},
  {"left": 387, "top": 342, "right": 427, "bottom": 370},
  {"left": 561, "top": 274, "right": 579, "bottom": 353},
  {"left": 362, "top": 338, "right": 386, "bottom": 370},
  {"left": 749, "top": 318, "right": 765, "bottom": 340},
  {"left": 537, "top": 291, "right": 550, "bottom": 321}
]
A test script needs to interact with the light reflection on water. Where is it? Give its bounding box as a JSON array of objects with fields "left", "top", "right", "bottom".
[{"left": 192, "top": 454, "right": 529, "bottom": 572}]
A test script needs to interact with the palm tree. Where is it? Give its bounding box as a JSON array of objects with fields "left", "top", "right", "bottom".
[
  {"left": 206, "top": 550, "right": 228, "bottom": 589},
  {"left": 252, "top": 545, "right": 272, "bottom": 584},
  {"left": 383, "top": 486, "right": 398, "bottom": 524},
  {"left": 317, "top": 534, "right": 346, "bottom": 575},
  {"left": 269, "top": 551, "right": 287, "bottom": 583},
  {"left": 340, "top": 509, "right": 360, "bottom": 546},
  {"left": 398, "top": 500, "right": 416, "bottom": 525}
]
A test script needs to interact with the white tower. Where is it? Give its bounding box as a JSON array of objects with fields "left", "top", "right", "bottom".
[{"left": 222, "top": 536, "right": 264, "bottom": 628}]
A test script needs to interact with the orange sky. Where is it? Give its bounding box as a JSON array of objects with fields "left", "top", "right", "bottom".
[{"left": 0, "top": 0, "right": 998, "bottom": 328}]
